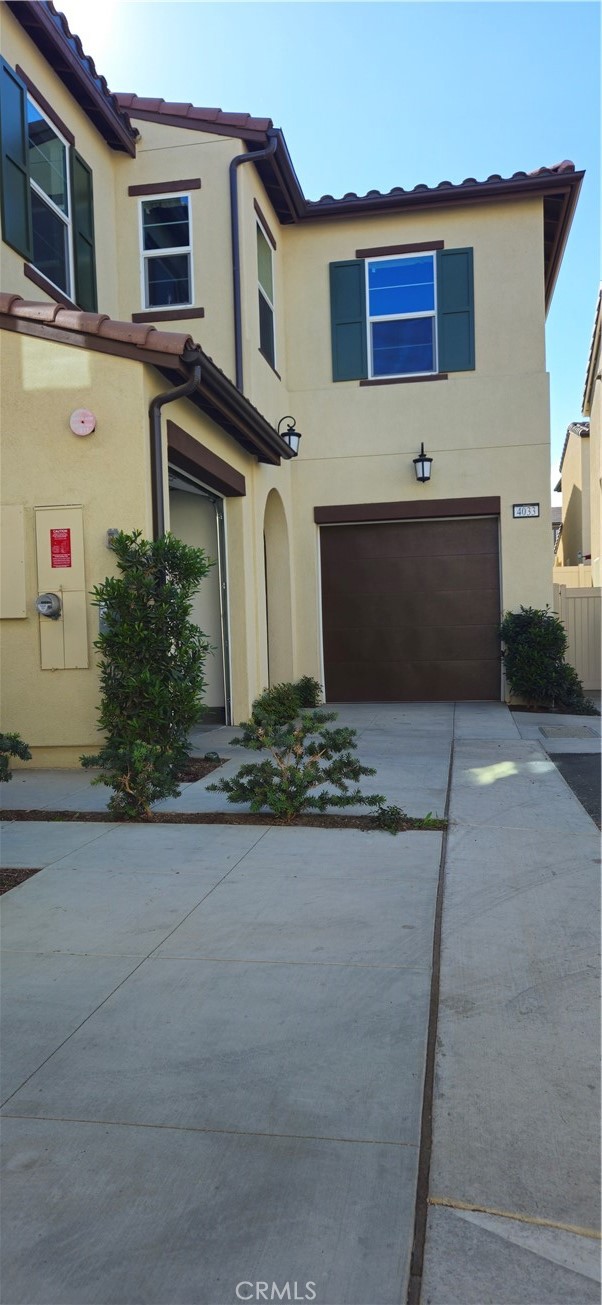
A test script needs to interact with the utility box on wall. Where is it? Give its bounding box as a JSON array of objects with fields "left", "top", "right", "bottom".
[{"left": 34, "top": 507, "right": 89, "bottom": 669}]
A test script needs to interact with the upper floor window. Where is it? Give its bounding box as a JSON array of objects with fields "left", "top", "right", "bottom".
[
  {"left": 329, "top": 248, "right": 474, "bottom": 382},
  {"left": 257, "top": 219, "right": 275, "bottom": 368},
  {"left": 367, "top": 253, "right": 436, "bottom": 378},
  {"left": 141, "top": 194, "right": 192, "bottom": 309},
  {"left": 0, "top": 59, "right": 97, "bottom": 311},
  {"left": 27, "top": 97, "right": 73, "bottom": 297}
]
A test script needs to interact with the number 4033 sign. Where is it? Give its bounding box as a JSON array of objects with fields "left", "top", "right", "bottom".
[{"left": 512, "top": 503, "right": 540, "bottom": 519}]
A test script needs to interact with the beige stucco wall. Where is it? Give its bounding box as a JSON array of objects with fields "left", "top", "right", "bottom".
[
  {"left": 0, "top": 325, "right": 297, "bottom": 760},
  {"left": 0, "top": 329, "right": 149, "bottom": 762},
  {"left": 280, "top": 198, "right": 552, "bottom": 686},
  {"left": 585, "top": 331, "right": 601, "bottom": 587},
  {"left": 557, "top": 433, "right": 590, "bottom": 567},
  {"left": 0, "top": 27, "right": 561, "bottom": 733},
  {"left": 0, "top": 7, "right": 120, "bottom": 315},
  {"left": 113, "top": 121, "right": 290, "bottom": 425}
]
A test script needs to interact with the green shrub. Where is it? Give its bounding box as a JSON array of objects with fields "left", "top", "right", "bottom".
[
  {"left": 0, "top": 733, "right": 32, "bottom": 783},
  {"left": 250, "top": 676, "right": 323, "bottom": 726},
  {"left": 500, "top": 606, "right": 596, "bottom": 713},
  {"left": 295, "top": 676, "right": 323, "bottom": 708},
  {"left": 251, "top": 682, "right": 303, "bottom": 726},
  {"left": 81, "top": 530, "right": 212, "bottom": 819},
  {"left": 209, "top": 708, "right": 384, "bottom": 823}
]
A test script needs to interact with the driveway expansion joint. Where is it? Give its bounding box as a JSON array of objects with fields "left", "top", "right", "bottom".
[{"left": 0, "top": 1112, "right": 421, "bottom": 1149}]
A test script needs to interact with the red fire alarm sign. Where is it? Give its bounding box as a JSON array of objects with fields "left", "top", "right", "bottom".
[{"left": 50, "top": 528, "right": 72, "bottom": 568}]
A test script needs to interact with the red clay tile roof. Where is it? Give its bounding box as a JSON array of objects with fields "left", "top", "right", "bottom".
[
  {"left": 115, "top": 93, "right": 272, "bottom": 142},
  {"left": 307, "top": 160, "right": 578, "bottom": 208},
  {"left": 7, "top": 1, "right": 136, "bottom": 153},
  {"left": 0, "top": 294, "right": 294, "bottom": 464},
  {"left": 558, "top": 420, "right": 590, "bottom": 474},
  {"left": 0, "top": 294, "right": 193, "bottom": 356}
]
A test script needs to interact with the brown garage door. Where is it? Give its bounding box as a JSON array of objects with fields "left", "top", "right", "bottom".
[{"left": 320, "top": 517, "right": 500, "bottom": 701}]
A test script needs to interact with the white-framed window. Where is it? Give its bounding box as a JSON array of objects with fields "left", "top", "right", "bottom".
[
  {"left": 256, "top": 219, "right": 275, "bottom": 368},
  {"left": 140, "top": 193, "right": 193, "bottom": 309},
  {"left": 27, "top": 95, "right": 74, "bottom": 297},
  {"left": 366, "top": 252, "right": 437, "bottom": 378}
]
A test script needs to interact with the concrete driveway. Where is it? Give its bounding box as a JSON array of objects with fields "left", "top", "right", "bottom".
[{"left": 1, "top": 703, "right": 600, "bottom": 1305}]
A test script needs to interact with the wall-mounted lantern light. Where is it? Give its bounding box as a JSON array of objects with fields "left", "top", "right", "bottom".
[
  {"left": 277, "top": 416, "right": 302, "bottom": 456},
  {"left": 413, "top": 442, "right": 433, "bottom": 483}
]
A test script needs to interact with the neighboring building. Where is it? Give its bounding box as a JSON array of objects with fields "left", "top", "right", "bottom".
[
  {"left": 583, "top": 287, "right": 601, "bottom": 586},
  {"left": 554, "top": 289, "right": 602, "bottom": 586},
  {"left": 551, "top": 505, "right": 562, "bottom": 551},
  {"left": 0, "top": 1, "right": 584, "bottom": 762},
  {"left": 554, "top": 421, "right": 592, "bottom": 570}
]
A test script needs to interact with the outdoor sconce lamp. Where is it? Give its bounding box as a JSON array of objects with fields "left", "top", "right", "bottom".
[
  {"left": 413, "top": 442, "right": 433, "bottom": 483},
  {"left": 277, "top": 416, "right": 302, "bottom": 456}
]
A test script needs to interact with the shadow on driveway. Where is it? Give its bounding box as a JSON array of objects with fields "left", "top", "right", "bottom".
[{"left": 553, "top": 753, "right": 601, "bottom": 827}]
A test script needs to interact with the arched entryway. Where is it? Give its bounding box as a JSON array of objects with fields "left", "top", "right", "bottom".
[{"left": 263, "top": 489, "right": 293, "bottom": 685}]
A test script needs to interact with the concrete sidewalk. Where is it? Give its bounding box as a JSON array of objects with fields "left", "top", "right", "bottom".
[
  {"left": 1, "top": 702, "right": 600, "bottom": 1305},
  {"left": 422, "top": 721, "right": 601, "bottom": 1302}
]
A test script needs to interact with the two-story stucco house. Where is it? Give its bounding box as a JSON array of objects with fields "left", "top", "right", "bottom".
[{"left": 0, "top": 1, "right": 584, "bottom": 763}]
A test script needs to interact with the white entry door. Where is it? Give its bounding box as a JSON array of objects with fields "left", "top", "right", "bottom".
[{"left": 168, "top": 473, "right": 229, "bottom": 722}]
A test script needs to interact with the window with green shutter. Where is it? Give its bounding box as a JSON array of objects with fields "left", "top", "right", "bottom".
[
  {"left": 0, "top": 59, "right": 32, "bottom": 259},
  {"left": 0, "top": 60, "right": 98, "bottom": 310},
  {"left": 71, "top": 151, "right": 97, "bottom": 312},
  {"left": 330, "top": 247, "right": 474, "bottom": 380}
]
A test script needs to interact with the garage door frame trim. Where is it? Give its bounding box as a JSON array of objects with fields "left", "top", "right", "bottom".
[{"left": 314, "top": 496, "right": 500, "bottom": 525}]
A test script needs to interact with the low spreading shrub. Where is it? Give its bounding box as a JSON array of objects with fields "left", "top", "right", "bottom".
[
  {"left": 500, "top": 606, "right": 596, "bottom": 713},
  {"left": 81, "top": 530, "right": 212, "bottom": 819},
  {"left": 250, "top": 676, "right": 323, "bottom": 726},
  {"left": 209, "top": 708, "right": 384, "bottom": 823},
  {"left": 295, "top": 676, "right": 323, "bottom": 708},
  {"left": 0, "top": 733, "right": 32, "bottom": 783}
]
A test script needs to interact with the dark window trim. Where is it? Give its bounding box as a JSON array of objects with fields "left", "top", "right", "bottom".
[
  {"left": 314, "top": 497, "right": 501, "bottom": 525},
  {"left": 360, "top": 373, "right": 448, "bottom": 387},
  {"left": 128, "top": 178, "right": 201, "bottom": 197},
  {"left": 258, "top": 347, "right": 281, "bottom": 380},
  {"left": 167, "top": 419, "right": 246, "bottom": 497},
  {"left": 356, "top": 240, "right": 444, "bottom": 258},
  {"left": 132, "top": 307, "right": 205, "bottom": 324},
  {"left": 16, "top": 65, "right": 75, "bottom": 144},
  {"left": 23, "top": 262, "right": 78, "bottom": 308},
  {"left": 254, "top": 198, "right": 277, "bottom": 250}
]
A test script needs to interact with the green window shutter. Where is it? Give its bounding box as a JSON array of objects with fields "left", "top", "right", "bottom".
[
  {"left": 70, "top": 149, "right": 97, "bottom": 311},
  {"left": 436, "top": 248, "right": 475, "bottom": 372},
  {"left": 330, "top": 260, "right": 367, "bottom": 381},
  {"left": 0, "top": 59, "right": 32, "bottom": 260}
]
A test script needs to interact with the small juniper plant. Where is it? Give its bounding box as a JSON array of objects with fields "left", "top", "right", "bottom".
[
  {"left": 81, "top": 530, "right": 212, "bottom": 819},
  {"left": 208, "top": 709, "right": 385, "bottom": 823},
  {"left": 0, "top": 732, "right": 32, "bottom": 783}
]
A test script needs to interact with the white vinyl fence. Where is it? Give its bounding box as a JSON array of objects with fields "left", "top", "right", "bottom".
[{"left": 553, "top": 584, "right": 601, "bottom": 691}]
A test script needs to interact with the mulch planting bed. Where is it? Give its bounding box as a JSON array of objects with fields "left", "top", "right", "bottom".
[
  {"left": 510, "top": 705, "right": 600, "bottom": 716},
  {"left": 177, "top": 757, "right": 223, "bottom": 782},
  {"left": 1, "top": 809, "right": 445, "bottom": 832},
  {"left": 0, "top": 867, "right": 44, "bottom": 895}
]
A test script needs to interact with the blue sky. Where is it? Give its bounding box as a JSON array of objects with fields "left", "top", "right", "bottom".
[{"left": 64, "top": 0, "right": 600, "bottom": 498}]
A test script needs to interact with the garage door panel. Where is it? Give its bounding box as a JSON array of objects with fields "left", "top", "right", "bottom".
[
  {"left": 320, "top": 517, "right": 500, "bottom": 702},
  {"left": 324, "top": 553, "right": 499, "bottom": 601},
  {"left": 324, "top": 587, "right": 499, "bottom": 632},
  {"left": 325, "top": 622, "right": 501, "bottom": 665},
  {"left": 328, "top": 659, "right": 500, "bottom": 702},
  {"left": 321, "top": 518, "right": 498, "bottom": 562}
]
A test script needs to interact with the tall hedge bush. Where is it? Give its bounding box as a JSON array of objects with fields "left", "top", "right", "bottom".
[
  {"left": 500, "top": 606, "right": 595, "bottom": 713},
  {"left": 81, "top": 530, "right": 212, "bottom": 818}
]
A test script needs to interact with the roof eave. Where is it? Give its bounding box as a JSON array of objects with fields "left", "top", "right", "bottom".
[
  {"left": 7, "top": 0, "right": 136, "bottom": 155},
  {"left": 582, "top": 288, "right": 602, "bottom": 415}
]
